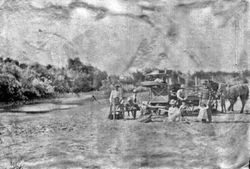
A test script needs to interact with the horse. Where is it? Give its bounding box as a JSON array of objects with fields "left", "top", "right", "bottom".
[
  {"left": 207, "top": 80, "right": 219, "bottom": 93},
  {"left": 218, "top": 83, "right": 249, "bottom": 113}
]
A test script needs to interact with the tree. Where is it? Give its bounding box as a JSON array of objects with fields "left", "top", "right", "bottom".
[
  {"left": 92, "top": 70, "right": 108, "bottom": 89},
  {"left": 29, "top": 62, "right": 50, "bottom": 79},
  {"left": 19, "top": 63, "right": 28, "bottom": 69},
  {"left": 131, "top": 70, "right": 145, "bottom": 84},
  {"left": 4, "top": 57, "right": 13, "bottom": 63},
  {"left": 2, "top": 63, "right": 22, "bottom": 81},
  {"left": 71, "top": 73, "right": 93, "bottom": 93},
  {"left": 46, "top": 64, "right": 53, "bottom": 70},
  {"left": 67, "top": 57, "right": 84, "bottom": 71}
]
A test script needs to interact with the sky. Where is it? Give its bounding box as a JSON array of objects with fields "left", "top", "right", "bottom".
[{"left": 0, "top": 0, "right": 249, "bottom": 74}]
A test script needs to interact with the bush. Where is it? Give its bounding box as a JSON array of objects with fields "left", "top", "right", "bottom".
[
  {"left": 31, "top": 78, "right": 54, "bottom": 98},
  {"left": 53, "top": 78, "right": 71, "bottom": 93},
  {"left": 0, "top": 57, "right": 109, "bottom": 102},
  {"left": 0, "top": 74, "right": 24, "bottom": 102}
]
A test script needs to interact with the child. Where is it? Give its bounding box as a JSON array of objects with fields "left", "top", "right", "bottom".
[
  {"left": 197, "top": 103, "right": 208, "bottom": 123},
  {"left": 179, "top": 101, "right": 188, "bottom": 121}
]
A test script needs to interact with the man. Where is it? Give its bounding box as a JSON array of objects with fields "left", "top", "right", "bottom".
[
  {"left": 200, "top": 81, "right": 213, "bottom": 123},
  {"left": 219, "top": 91, "right": 226, "bottom": 113},
  {"left": 132, "top": 89, "right": 137, "bottom": 103},
  {"left": 125, "top": 89, "right": 140, "bottom": 119},
  {"left": 109, "top": 84, "right": 123, "bottom": 103},
  {"left": 176, "top": 84, "right": 187, "bottom": 107},
  {"left": 109, "top": 84, "right": 123, "bottom": 118}
]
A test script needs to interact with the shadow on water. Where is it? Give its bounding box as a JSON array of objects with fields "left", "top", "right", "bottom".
[
  {"left": 0, "top": 95, "right": 98, "bottom": 114},
  {"left": 214, "top": 112, "right": 250, "bottom": 115},
  {"left": 0, "top": 102, "right": 81, "bottom": 114},
  {"left": 212, "top": 121, "right": 250, "bottom": 124}
]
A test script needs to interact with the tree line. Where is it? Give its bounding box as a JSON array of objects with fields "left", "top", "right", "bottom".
[
  {"left": 0, "top": 57, "right": 108, "bottom": 102},
  {"left": 0, "top": 57, "right": 249, "bottom": 103}
]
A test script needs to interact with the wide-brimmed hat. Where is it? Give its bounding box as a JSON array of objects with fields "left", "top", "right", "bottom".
[
  {"left": 180, "top": 84, "right": 185, "bottom": 89},
  {"left": 169, "top": 99, "right": 177, "bottom": 105},
  {"left": 114, "top": 84, "right": 120, "bottom": 87},
  {"left": 133, "top": 89, "right": 137, "bottom": 93},
  {"left": 127, "top": 97, "right": 133, "bottom": 102}
]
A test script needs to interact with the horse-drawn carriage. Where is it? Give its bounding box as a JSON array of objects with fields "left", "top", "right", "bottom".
[
  {"left": 140, "top": 80, "right": 200, "bottom": 116},
  {"left": 140, "top": 81, "right": 170, "bottom": 115},
  {"left": 109, "top": 76, "right": 249, "bottom": 120}
]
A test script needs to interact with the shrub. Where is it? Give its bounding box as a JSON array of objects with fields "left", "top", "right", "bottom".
[
  {"left": 31, "top": 78, "right": 54, "bottom": 98},
  {"left": 0, "top": 74, "right": 24, "bottom": 102}
]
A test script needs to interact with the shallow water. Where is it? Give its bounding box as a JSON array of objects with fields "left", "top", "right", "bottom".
[
  {"left": 0, "top": 94, "right": 92, "bottom": 113},
  {"left": 0, "top": 99, "right": 249, "bottom": 169},
  {"left": 11, "top": 103, "right": 79, "bottom": 113}
]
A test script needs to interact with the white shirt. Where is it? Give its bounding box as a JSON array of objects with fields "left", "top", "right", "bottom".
[
  {"left": 109, "top": 89, "right": 122, "bottom": 103},
  {"left": 168, "top": 107, "right": 180, "bottom": 115},
  {"left": 168, "top": 107, "right": 181, "bottom": 122},
  {"left": 176, "top": 89, "right": 185, "bottom": 100}
]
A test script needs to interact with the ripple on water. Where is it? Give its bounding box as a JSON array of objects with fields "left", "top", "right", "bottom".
[{"left": 10, "top": 103, "right": 79, "bottom": 113}]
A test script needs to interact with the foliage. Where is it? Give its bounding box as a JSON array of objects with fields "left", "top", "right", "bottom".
[
  {"left": 0, "top": 57, "right": 108, "bottom": 102},
  {"left": 131, "top": 71, "right": 145, "bottom": 84},
  {"left": 0, "top": 74, "right": 24, "bottom": 102},
  {"left": 0, "top": 55, "right": 249, "bottom": 103}
]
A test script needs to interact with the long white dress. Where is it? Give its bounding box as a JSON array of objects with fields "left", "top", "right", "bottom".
[
  {"left": 168, "top": 107, "right": 181, "bottom": 122},
  {"left": 197, "top": 106, "right": 208, "bottom": 121}
]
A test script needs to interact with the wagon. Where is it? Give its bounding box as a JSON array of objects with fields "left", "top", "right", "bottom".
[
  {"left": 140, "top": 81, "right": 174, "bottom": 116},
  {"left": 181, "top": 86, "right": 201, "bottom": 115},
  {"left": 140, "top": 81, "right": 201, "bottom": 116}
]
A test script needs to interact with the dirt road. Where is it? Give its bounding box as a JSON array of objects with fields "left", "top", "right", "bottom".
[{"left": 0, "top": 98, "right": 249, "bottom": 169}]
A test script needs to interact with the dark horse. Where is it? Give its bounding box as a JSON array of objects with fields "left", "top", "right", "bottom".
[
  {"left": 218, "top": 83, "right": 249, "bottom": 113},
  {"left": 206, "top": 80, "right": 249, "bottom": 113}
]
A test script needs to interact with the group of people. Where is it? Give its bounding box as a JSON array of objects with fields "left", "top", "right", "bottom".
[
  {"left": 109, "top": 81, "right": 218, "bottom": 123},
  {"left": 167, "top": 98, "right": 210, "bottom": 123},
  {"left": 109, "top": 84, "right": 140, "bottom": 119},
  {"left": 168, "top": 82, "right": 214, "bottom": 123}
]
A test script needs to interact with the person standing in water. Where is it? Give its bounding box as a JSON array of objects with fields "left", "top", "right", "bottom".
[{"left": 109, "top": 84, "right": 123, "bottom": 116}]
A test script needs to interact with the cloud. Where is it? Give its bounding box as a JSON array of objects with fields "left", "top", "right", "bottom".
[
  {"left": 81, "top": 0, "right": 128, "bottom": 13},
  {"left": 71, "top": 7, "right": 94, "bottom": 19},
  {"left": 30, "top": 0, "right": 73, "bottom": 9},
  {"left": 1, "top": 0, "right": 250, "bottom": 74}
]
